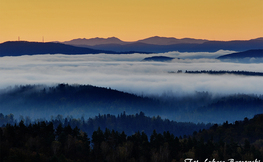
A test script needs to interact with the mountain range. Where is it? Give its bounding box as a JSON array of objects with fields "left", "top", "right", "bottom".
[
  {"left": 0, "top": 41, "right": 150, "bottom": 56},
  {"left": 62, "top": 36, "right": 263, "bottom": 53},
  {"left": 62, "top": 36, "right": 208, "bottom": 46},
  {"left": 0, "top": 37, "right": 262, "bottom": 56}
]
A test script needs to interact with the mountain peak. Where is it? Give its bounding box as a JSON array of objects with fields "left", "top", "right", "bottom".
[
  {"left": 107, "top": 36, "right": 121, "bottom": 40},
  {"left": 63, "top": 37, "right": 125, "bottom": 46},
  {"left": 60, "top": 36, "right": 263, "bottom": 53},
  {"left": 251, "top": 37, "right": 263, "bottom": 41},
  {"left": 138, "top": 36, "right": 207, "bottom": 45}
]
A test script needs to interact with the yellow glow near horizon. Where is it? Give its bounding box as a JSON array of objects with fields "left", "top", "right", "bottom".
[{"left": 0, "top": 0, "right": 262, "bottom": 43}]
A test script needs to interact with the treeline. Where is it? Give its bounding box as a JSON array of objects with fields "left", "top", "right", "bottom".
[
  {"left": 198, "top": 94, "right": 263, "bottom": 113},
  {"left": 1, "top": 84, "right": 263, "bottom": 123},
  {"left": 1, "top": 114, "right": 262, "bottom": 162},
  {"left": 194, "top": 114, "right": 263, "bottom": 144},
  {"left": 0, "top": 112, "right": 212, "bottom": 137},
  {"left": 0, "top": 84, "right": 166, "bottom": 119},
  {"left": 191, "top": 94, "right": 263, "bottom": 123},
  {"left": 185, "top": 70, "right": 263, "bottom": 76}
]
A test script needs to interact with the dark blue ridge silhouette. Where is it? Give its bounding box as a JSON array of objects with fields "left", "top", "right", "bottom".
[
  {"left": 76, "top": 38, "right": 263, "bottom": 53},
  {"left": 217, "top": 49, "right": 263, "bottom": 59},
  {"left": 185, "top": 70, "right": 263, "bottom": 76},
  {"left": 0, "top": 41, "right": 151, "bottom": 56},
  {"left": 142, "top": 56, "right": 175, "bottom": 62}
]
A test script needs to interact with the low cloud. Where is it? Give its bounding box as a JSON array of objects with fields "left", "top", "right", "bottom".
[
  {"left": 0, "top": 51, "right": 263, "bottom": 96},
  {"left": 164, "top": 50, "right": 235, "bottom": 59},
  {"left": 220, "top": 57, "right": 263, "bottom": 63}
]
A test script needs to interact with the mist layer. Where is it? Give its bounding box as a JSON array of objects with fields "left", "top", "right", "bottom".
[{"left": 0, "top": 51, "right": 263, "bottom": 96}]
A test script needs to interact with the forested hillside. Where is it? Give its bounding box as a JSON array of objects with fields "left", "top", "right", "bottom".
[
  {"left": 0, "top": 112, "right": 212, "bottom": 137},
  {"left": 194, "top": 114, "right": 263, "bottom": 144},
  {"left": 0, "top": 84, "right": 263, "bottom": 123},
  {"left": 0, "top": 114, "right": 262, "bottom": 162},
  {"left": 0, "top": 84, "right": 165, "bottom": 119},
  {"left": 191, "top": 94, "right": 263, "bottom": 122}
]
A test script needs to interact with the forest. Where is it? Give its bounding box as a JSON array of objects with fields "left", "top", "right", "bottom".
[
  {"left": 0, "top": 84, "right": 262, "bottom": 161},
  {"left": 0, "top": 114, "right": 262, "bottom": 162},
  {"left": 185, "top": 70, "right": 263, "bottom": 76},
  {"left": 0, "top": 112, "right": 212, "bottom": 138},
  {"left": 0, "top": 84, "right": 263, "bottom": 123},
  {"left": 0, "top": 84, "right": 164, "bottom": 119}
]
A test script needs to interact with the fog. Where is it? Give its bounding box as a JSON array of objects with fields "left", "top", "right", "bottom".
[{"left": 1, "top": 50, "right": 263, "bottom": 97}]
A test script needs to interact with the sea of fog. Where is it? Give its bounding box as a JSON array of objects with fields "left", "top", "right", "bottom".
[{"left": 1, "top": 50, "right": 263, "bottom": 97}]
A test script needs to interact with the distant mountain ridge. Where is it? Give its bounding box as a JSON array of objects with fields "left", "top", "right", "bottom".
[
  {"left": 217, "top": 49, "right": 263, "bottom": 59},
  {"left": 1, "top": 37, "right": 262, "bottom": 56},
  {"left": 63, "top": 36, "right": 208, "bottom": 46},
  {"left": 0, "top": 41, "right": 114, "bottom": 56},
  {"left": 137, "top": 36, "right": 208, "bottom": 45},
  {"left": 63, "top": 37, "right": 127, "bottom": 46},
  {"left": 0, "top": 41, "right": 151, "bottom": 56},
  {"left": 62, "top": 36, "right": 263, "bottom": 53}
]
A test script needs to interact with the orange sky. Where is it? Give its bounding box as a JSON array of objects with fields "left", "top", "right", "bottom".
[{"left": 0, "top": 0, "right": 262, "bottom": 43}]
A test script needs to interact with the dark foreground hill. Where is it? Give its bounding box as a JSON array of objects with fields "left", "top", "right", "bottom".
[
  {"left": 0, "top": 113, "right": 262, "bottom": 161},
  {"left": 217, "top": 49, "right": 263, "bottom": 59},
  {"left": 194, "top": 114, "right": 263, "bottom": 144},
  {"left": 190, "top": 114, "right": 263, "bottom": 160}
]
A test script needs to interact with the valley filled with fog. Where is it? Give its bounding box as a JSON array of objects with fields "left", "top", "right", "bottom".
[
  {"left": 1, "top": 50, "right": 263, "bottom": 96},
  {"left": 0, "top": 50, "right": 263, "bottom": 123}
]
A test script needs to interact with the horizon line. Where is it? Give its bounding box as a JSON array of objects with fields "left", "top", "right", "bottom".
[{"left": 1, "top": 36, "right": 263, "bottom": 44}]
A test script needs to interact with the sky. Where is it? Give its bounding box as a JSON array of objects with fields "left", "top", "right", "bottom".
[
  {"left": 0, "top": 0, "right": 262, "bottom": 43},
  {"left": 1, "top": 51, "right": 263, "bottom": 97}
]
